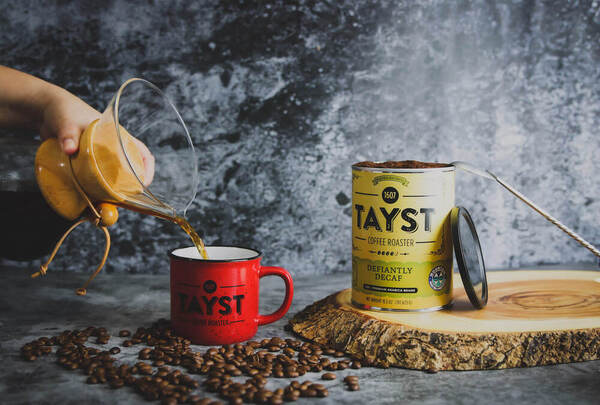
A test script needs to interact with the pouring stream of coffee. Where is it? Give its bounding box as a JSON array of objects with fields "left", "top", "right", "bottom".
[{"left": 452, "top": 161, "right": 600, "bottom": 260}]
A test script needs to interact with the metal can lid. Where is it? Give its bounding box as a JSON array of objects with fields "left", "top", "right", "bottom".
[{"left": 451, "top": 206, "right": 488, "bottom": 309}]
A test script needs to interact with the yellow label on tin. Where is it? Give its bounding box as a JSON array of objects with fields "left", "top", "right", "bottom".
[{"left": 351, "top": 166, "right": 455, "bottom": 310}]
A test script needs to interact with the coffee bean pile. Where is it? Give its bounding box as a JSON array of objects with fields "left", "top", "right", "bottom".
[{"left": 20, "top": 319, "right": 361, "bottom": 404}]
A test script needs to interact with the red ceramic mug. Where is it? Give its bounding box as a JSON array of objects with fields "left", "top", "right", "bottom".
[{"left": 169, "top": 246, "right": 294, "bottom": 345}]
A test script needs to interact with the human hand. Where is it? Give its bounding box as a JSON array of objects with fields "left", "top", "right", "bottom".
[
  {"left": 0, "top": 66, "right": 155, "bottom": 185},
  {"left": 38, "top": 87, "right": 101, "bottom": 154},
  {"left": 40, "top": 86, "right": 155, "bottom": 186}
]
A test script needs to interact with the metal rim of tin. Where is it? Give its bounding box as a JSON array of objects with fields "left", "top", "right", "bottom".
[
  {"left": 351, "top": 300, "right": 453, "bottom": 312},
  {"left": 352, "top": 164, "right": 455, "bottom": 174}
]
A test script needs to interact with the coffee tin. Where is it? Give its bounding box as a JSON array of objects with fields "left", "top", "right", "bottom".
[{"left": 351, "top": 162, "right": 455, "bottom": 311}]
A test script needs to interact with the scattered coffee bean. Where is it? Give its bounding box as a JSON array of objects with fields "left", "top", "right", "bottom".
[
  {"left": 96, "top": 337, "right": 110, "bottom": 345},
  {"left": 336, "top": 361, "right": 349, "bottom": 370},
  {"left": 343, "top": 374, "right": 361, "bottom": 391},
  {"left": 269, "top": 396, "right": 283, "bottom": 405},
  {"left": 283, "top": 390, "right": 300, "bottom": 401},
  {"left": 20, "top": 320, "right": 367, "bottom": 404},
  {"left": 109, "top": 379, "right": 124, "bottom": 389},
  {"left": 344, "top": 375, "right": 359, "bottom": 384},
  {"left": 350, "top": 360, "right": 362, "bottom": 369},
  {"left": 317, "top": 389, "right": 329, "bottom": 398},
  {"left": 305, "top": 388, "right": 318, "bottom": 397}
]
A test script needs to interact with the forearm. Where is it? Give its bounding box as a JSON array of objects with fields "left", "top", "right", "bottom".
[{"left": 0, "top": 66, "right": 56, "bottom": 131}]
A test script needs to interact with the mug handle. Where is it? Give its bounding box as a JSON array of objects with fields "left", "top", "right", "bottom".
[{"left": 257, "top": 266, "right": 294, "bottom": 326}]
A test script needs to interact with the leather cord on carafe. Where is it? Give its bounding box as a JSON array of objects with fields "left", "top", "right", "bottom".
[{"left": 31, "top": 157, "right": 112, "bottom": 296}]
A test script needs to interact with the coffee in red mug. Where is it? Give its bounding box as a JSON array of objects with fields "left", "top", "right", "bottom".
[{"left": 169, "top": 246, "right": 294, "bottom": 345}]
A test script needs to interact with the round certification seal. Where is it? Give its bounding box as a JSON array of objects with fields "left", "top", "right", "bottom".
[{"left": 428, "top": 266, "right": 447, "bottom": 291}]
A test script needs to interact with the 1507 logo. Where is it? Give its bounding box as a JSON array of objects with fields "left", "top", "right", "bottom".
[{"left": 382, "top": 187, "right": 399, "bottom": 204}]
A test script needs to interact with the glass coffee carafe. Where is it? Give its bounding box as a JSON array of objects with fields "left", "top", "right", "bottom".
[
  {"left": 36, "top": 78, "right": 198, "bottom": 222},
  {"left": 2, "top": 78, "right": 201, "bottom": 294}
]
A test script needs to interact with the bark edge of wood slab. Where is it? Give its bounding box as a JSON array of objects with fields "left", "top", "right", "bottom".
[{"left": 289, "top": 270, "right": 600, "bottom": 371}]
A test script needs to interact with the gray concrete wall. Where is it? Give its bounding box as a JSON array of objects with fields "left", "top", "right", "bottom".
[{"left": 1, "top": 0, "right": 600, "bottom": 274}]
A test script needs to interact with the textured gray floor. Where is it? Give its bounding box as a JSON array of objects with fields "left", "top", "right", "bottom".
[{"left": 1, "top": 266, "right": 600, "bottom": 405}]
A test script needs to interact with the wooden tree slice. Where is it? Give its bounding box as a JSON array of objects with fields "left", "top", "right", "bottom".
[{"left": 289, "top": 270, "right": 600, "bottom": 370}]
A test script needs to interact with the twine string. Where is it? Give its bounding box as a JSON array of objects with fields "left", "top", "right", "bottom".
[{"left": 31, "top": 156, "right": 112, "bottom": 295}]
